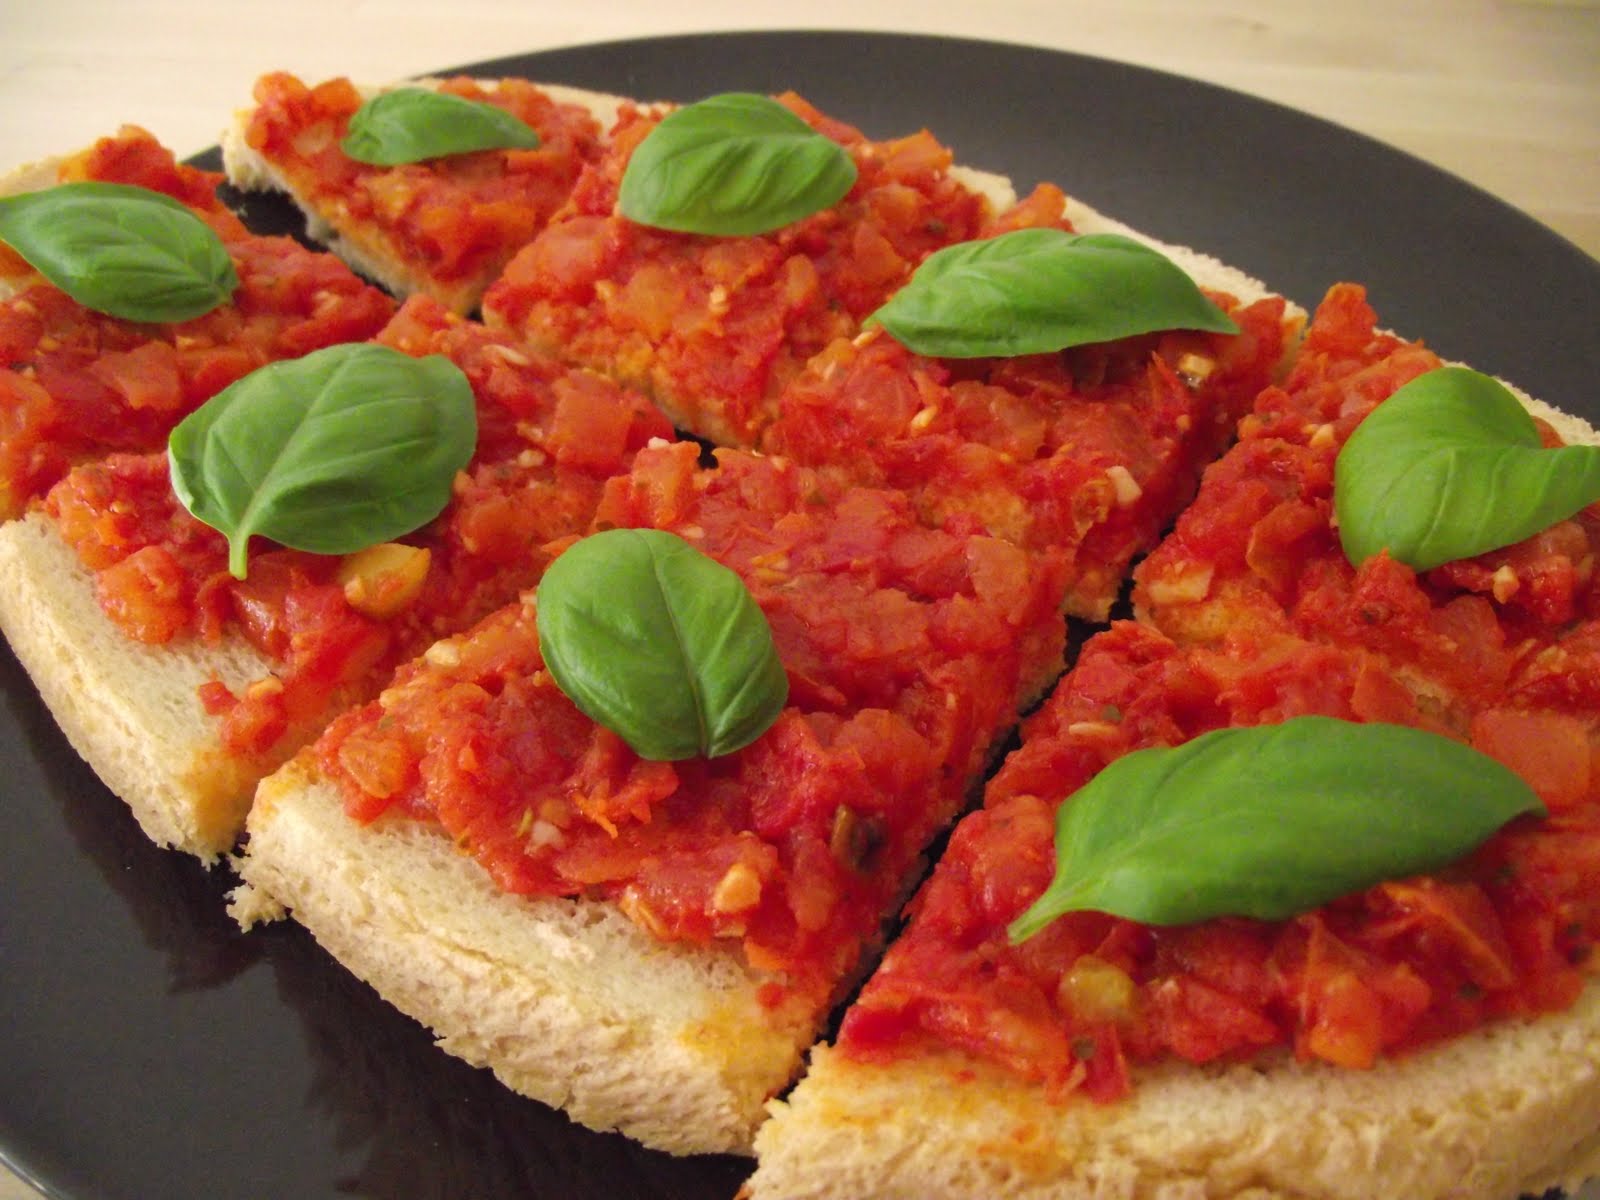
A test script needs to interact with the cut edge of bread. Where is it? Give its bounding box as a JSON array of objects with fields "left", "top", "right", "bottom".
[
  {"left": 219, "top": 77, "right": 638, "bottom": 315},
  {"left": 747, "top": 983, "right": 1600, "bottom": 1200},
  {"left": 232, "top": 752, "right": 820, "bottom": 1157},
  {"left": 0, "top": 513, "right": 275, "bottom": 858}
]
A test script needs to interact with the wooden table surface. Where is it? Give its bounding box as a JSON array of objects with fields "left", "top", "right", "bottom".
[
  {"left": 0, "top": 3, "right": 1596, "bottom": 1197},
  {"left": 3, "top": 0, "right": 1597, "bottom": 259}
]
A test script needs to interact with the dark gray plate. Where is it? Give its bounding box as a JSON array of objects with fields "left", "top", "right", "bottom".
[{"left": 2, "top": 30, "right": 1594, "bottom": 1200}]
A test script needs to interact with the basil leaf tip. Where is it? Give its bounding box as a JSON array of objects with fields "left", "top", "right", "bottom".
[
  {"left": 867, "top": 227, "right": 1239, "bottom": 359},
  {"left": 617, "top": 92, "right": 858, "bottom": 236},
  {"left": 1335, "top": 365, "right": 1600, "bottom": 572},
  {"left": 536, "top": 528, "right": 789, "bottom": 761},
  {"left": 1008, "top": 716, "right": 1543, "bottom": 941},
  {"left": 0, "top": 181, "right": 238, "bottom": 322},
  {"left": 341, "top": 88, "right": 541, "bottom": 166},
  {"left": 168, "top": 343, "right": 477, "bottom": 579}
]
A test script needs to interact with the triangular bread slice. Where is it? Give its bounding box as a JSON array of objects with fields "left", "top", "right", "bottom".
[
  {"left": 221, "top": 75, "right": 635, "bottom": 314},
  {"left": 232, "top": 440, "right": 1073, "bottom": 1155},
  {"left": 0, "top": 298, "right": 671, "bottom": 858}
]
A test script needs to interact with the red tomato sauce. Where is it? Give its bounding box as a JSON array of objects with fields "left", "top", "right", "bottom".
[
  {"left": 243, "top": 74, "right": 605, "bottom": 303},
  {"left": 759, "top": 293, "right": 1292, "bottom": 619},
  {"left": 837, "top": 285, "right": 1600, "bottom": 1100},
  {"left": 482, "top": 93, "right": 1066, "bottom": 446},
  {"left": 838, "top": 620, "right": 1599, "bottom": 1101},
  {"left": 0, "top": 127, "right": 396, "bottom": 519},
  {"left": 44, "top": 296, "right": 672, "bottom": 761},
  {"left": 316, "top": 441, "right": 1070, "bottom": 996}
]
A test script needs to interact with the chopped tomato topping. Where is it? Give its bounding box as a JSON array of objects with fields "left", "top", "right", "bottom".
[
  {"left": 242, "top": 73, "right": 605, "bottom": 304},
  {"left": 760, "top": 294, "right": 1291, "bottom": 618},
  {"left": 840, "top": 287, "right": 1600, "bottom": 1101},
  {"left": 483, "top": 93, "right": 1068, "bottom": 445},
  {"left": 1, "top": 126, "right": 395, "bottom": 518},
  {"left": 316, "top": 443, "right": 1069, "bottom": 995},
  {"left": 45, "top": 297, "right": 671, "bottom": 762}
]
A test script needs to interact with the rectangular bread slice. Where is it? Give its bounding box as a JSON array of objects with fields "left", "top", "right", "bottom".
[{"left": 755, "top": 198, "right": 1301, "bottom": 620}]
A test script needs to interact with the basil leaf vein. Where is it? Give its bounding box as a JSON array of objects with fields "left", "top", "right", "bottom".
[
  {"left": 168, "top": 343, "right": 477, "bottom": 578},
  {"left": 341, "top": 88, "right": 541, "bottom": 166},
  {"left": 617, "top": 93, "right": 858, "bottom": 236},
  {"left": 1008, "top": 716, "right": 1544, "bottom": 939},
  {"left": 867, "top": 228, "right": 1239, "bottom": 358},
  {"left": 536, "top": 528, "right": 789, "bottom": 760},
  {"left": 0, "top": 182, "right": 238, "bottom": 322},
  {"left": 1335, "top": 366, "right": 1600, "bottom": 571}
]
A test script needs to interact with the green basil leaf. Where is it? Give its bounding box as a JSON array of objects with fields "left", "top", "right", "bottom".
[
  {"left": 1008, "top": 716, "right": 1543, "bottom": 939},
  {"left": 617, "top": 92, "right": 858, "bottom": 236},
  {"left": 1335, "top": 366, "right": 1600, "bottom": 571},
  {"left": 341, "top": 88, "right": 541, "bottom": 165},
  {"left": 867, "top": 228, "right": 1239, "bottom": 358},
  {"left": 536, "top": 528, "right": 789, "bottom": 761},
  {"left": 169, "top": 343, "right": 477, "bottom": 579},
  {"left": 0, "top": 182, "right": 238, "bottom": 322}
]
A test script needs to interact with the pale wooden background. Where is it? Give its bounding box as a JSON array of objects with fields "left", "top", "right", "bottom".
[
  {"left": 0, "top": 3, "right": 1597, "bottom": 1198},
  {"left": 2, "top": 0, "right": 1597, "bottom": 259}
]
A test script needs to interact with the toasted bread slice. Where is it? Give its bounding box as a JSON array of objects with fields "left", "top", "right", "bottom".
[
  {"left": 479, "top": 95, "right": 1032, "bottom": 449},
  {"left": 221, "top": 76, "right": 634, "bottom": 314},
  {"left": 0, "top": 296, "right": 670, "bottom": 858},
  {"left": 231, "top": 438, "right": 1072, "bottom": 1155}
]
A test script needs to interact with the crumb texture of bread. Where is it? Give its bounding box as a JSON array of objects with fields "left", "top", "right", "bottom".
[
  {"left": 0, "top": 513, "right": 271, "bottom": 858},
  {"left": 238, "top": 755, "right": 819, "bottom": 1156},
  {"left": 747, "top": 983, "right": 1600, "bottom": 1200}
]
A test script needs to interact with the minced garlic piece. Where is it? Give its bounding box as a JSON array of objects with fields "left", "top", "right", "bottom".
[
  {"left": 1142, "top": 561, "right": 1214, "bottom": 606},
  {"left": 339, "top": 543, "right": 432, "bottom": 619},
  {"left": 424, "top": 640, "right": 463, "bottom": 669},
  {"left": 1105, "top": 465, "right": 1143, "bottom": 508},
  {"left": 711, "top": 862, "right": 764, "bottom": 914},
  {"left": 1175, "top": 352, "right": 1216, "bottom": 387},
  {"left": 1491, "top": 564, "right": 1520, "bottom": 604}
]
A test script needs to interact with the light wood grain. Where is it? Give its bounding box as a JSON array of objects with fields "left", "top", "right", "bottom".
[
  {"left": 0, "top": 3, "right": 1595, "bottom": 1198},
  {"left": 1, "top": 0, "right": 1596, "bottom": 256}
]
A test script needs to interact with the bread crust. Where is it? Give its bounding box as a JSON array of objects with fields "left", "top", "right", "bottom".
[
  {"left": 748, "top": 984, "right": 1600, "bottom": 1200},
  {"left": 0, "top": 514, "right": 275, "bottom": 857},
  {"left": 220, "top": 78, "right": 635, "bottom": 314},
  {"left": 234, "top": 753, "right": 819, "bottom": 1156}
]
